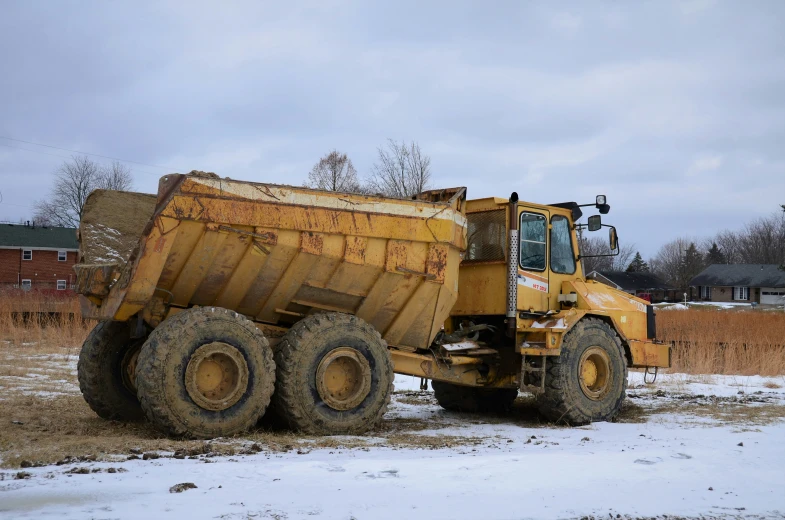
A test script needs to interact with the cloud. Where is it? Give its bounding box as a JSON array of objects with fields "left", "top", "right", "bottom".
[
  {"left": 0, "top": 1, "right": 783, "bottom": 257},
  {"left": 688, "top": 154, "right": 724, "bottom": 175}
]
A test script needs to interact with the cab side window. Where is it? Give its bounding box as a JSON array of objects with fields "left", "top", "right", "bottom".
[
  {"left": 550, "top": 215, "right": 576, "bottom": 274},
  {"left": 519, "top": 212, "right": 546, "bottom": 271}
]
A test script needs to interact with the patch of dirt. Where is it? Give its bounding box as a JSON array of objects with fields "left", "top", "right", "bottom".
[
  {"left": 614, "top": 400, "right": 650, "bottom": 424},
  {"left": 79, "top": 190, "right": 158, "bottom": 264},
  {"left": 170, "top": 482, "right": 197, "bottom": 493},
  {"left": 627, "top": 390, "right": 785, "bottom": 426}
]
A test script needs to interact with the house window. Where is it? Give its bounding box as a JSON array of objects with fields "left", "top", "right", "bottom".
[
  {"left": 58, "top": 251, "right": 67, "bottom": 262},
  {"left": 22, "top": 249, "right": 32, "bottom": 260},
  {"left": 733, "top": 287, "right": 749, "bottom": 301},
  {"left": 701, "top": 286, "right": 712, "bottom": 299},
  {"left": 56, "top": 280, "right": 67, "bottom": 290},
  {"left": 21, "top": 279, "right": 32, "bottom": 291}
]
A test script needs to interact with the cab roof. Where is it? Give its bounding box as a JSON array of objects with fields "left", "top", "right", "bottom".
[{"left": 466, "top": 197, "right": 575, "bottom": 219}]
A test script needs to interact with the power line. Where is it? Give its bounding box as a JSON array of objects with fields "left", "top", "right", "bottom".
[
  {"left": 0, "top": 142, "right": 167, "bottom": 178},
  {"left": 0, "top": 135, "right": 185, "bottom": 172},
  {"left": 0, "top": 142, "right": 75, "bottom": 161}
]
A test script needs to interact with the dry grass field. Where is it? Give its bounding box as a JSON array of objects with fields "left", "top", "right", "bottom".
[
  {"left": 657, "top": 307, "right": 785, "bottom": 376},
  {"left": 0, "top": 291, "right": 90, "bottom": 350},
  {"left": 1, "top": 294, "right": 784, "bottom": 469}
]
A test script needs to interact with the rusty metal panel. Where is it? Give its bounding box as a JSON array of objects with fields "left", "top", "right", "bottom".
[
  {"left": 191, "top": 226, "right": 255, "bottom": 306},
  {"left": 75, "top": 173, "right": 467, "bottom": 350},
  {"left": 169, "top": 225, "right": 228, "bottom": 306},
  {"left": 238, "top": 229, "right": 300, "bottom": 317},
  {"left": 213, "top": 238, "right": 271, "bottom": 310},
  {"left": 157, "top": 220, "right": 204, "bottom": 292}
]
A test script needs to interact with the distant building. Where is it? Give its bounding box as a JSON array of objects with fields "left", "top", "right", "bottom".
[
  {"left": 586, "top": 271, "right": 675, "bottom": 303},
  {"left": 0, "top": 222, "right": 78, "bottom": 292},
  {"left": 689, "top": 264, "right": 785, "bottom": 305}
]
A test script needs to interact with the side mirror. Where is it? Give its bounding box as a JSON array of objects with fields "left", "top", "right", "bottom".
[
  {"left": 588, "top": 215, "right": 601, "bottom": 232},
  {"left": 609, "top": 226, "right": 618, "bottom": 251}
]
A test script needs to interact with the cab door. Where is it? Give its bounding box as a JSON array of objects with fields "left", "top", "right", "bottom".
[{"left": 516, "top": 208, "right": 550, "bottom": 313}]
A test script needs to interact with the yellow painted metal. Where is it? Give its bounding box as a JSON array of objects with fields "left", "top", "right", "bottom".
[
  {"left": 316, "top": 347, "right": 372, "bottom": 411},
  {"left": 76, "top": 171, "right": 669, "bottom": 397},
  {"left": 451, "top": 263, "right": 506, "bottom": 315},
  {"left": 185, "top": 342, "right": 249, "bottom": 411},
  {"left": 77, "top": 174, "right": 467, "bottom": 351},
  {"left": 451, "top": 198, "right": 669, "bottom": 370},
  {"left": 628, "top": 339, "right": 671, "bottom": 367},
  {"left": 389, "top": 348, "right": 517, "bottom": 388},
  {"left": 578, "top": 346, "right": 611, "bottom": 400}
]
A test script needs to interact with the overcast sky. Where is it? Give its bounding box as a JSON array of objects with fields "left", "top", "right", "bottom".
[{"left": 1, "top": 1, "right": 783, "bottom": 257}]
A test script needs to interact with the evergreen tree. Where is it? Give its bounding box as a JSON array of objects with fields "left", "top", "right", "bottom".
[
  {"left": 705, "top": 242, "right": 726, "bottom": 265},
  {"left": 626, "top": 251, "right": 649, "bottom": 273},
  {"left": 682, "top": 242, "right": 705, "bottom": 286}
]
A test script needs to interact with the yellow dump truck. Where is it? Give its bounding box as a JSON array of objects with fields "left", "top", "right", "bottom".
[{"left": 74, "top": 172, "right": 669, "bottom": 438}]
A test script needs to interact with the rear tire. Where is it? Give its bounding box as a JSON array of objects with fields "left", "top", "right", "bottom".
[
  {"left": 432, "top": 381, "right": 518, "bottom": 413},
  {"left": 270, "top": 313, "right": 393, "bottom": 435},
  {"left": 135, "top": 307, "right": 275, "bottom": 438},
  {"left": 536, "top": 318, "right": 627, "bottom": 425},
  {"left": 77, "top": 320, "right": 145, "bottom": 422}
]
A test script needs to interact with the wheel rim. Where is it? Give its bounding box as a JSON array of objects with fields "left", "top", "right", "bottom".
[
  {"left": 578, "top": 347, "right": 612, "bottom": 401},
  {"left": 185, "top": 342, "right": 249, "bottom": 411},
  {"left": 120, "top": 342, "right": 141, "bottom": 395},
  {"left": 316, "top": 347, "right": 372, "bottom": 411}
]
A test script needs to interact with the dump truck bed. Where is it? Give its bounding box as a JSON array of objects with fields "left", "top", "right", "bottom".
[{"left": 76, "top": 173, "right": 467, "bottom": 350}]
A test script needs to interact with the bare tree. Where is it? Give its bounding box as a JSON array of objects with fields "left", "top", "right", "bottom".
[
  {"left": 101, "top": 161, "right": 134, "bottom": 191},
  {"left": 579, "top": 235, "right": 635, "bottom": 274},
  {"left": 305, "top": 150, "right": 361, "bottom": 192},
  {"left": 711, "top": 230, "right": 742, "bottom": 264},
  {"left": 367, "top": 139, "right": 431, "bottom": 198},
  {"left": 33, "top": 156, "right": 134, "bottom": 228},
  {"left": 735, "top": 212, "right": 785, "bottom": 264},
  {"left": 649, "top": 237, "right": 707, "bottom": 290},
  {"left": 705, "top": 209, "right": 785, "bottom": 266}
]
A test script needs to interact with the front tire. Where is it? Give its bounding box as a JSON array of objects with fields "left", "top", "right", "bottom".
[
  {"left": 536, "top": 318, "right": 627, "bottom": 425},
  {"left": 432, "top": 381, "right": 518, "bottom": 413},
  {"left": 135, "top": 307, "right": 275, "bottom": 438},
  {"left": 77, "top": 320, "right": 145, "bottom": 422},
  {"left": 270, "top": 313, "right": 393, "bottom": 435}
]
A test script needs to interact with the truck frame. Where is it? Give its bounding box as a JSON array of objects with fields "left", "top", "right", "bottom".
[{"left": 74, "top": 172, "right": 669, "bottom": 438}]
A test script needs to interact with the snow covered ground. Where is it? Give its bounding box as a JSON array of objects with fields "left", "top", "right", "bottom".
[
  {"left": 653, "top": 301, "right": 785, "bottom": 311},
  {"left": 2, "top": 373, "right": 784, "bottom": 519}
]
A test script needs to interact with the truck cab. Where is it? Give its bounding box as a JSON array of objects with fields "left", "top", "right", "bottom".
[{"left": 416, "top": 193, "right": 670, "bottom": 424}]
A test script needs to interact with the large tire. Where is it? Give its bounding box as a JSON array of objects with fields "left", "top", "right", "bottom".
[
  {"left": 271, "top": 313, "right": 393, "bottom": 435},
  {"left": 432, "top": 381, "right": 518, "bottom": 413},
  {"left": 536, "top": 318, "right": 628, "bottom": 425},
  {"left": 78, "top": 320, "right": 145, "bottom": 421},
  {"left": 135, "top": 307, "right": 275, "bottom": 438}
]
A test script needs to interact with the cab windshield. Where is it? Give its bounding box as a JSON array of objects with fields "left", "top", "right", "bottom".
[{"left": 550, "top": 215, "right": 576, "bottom": 274}]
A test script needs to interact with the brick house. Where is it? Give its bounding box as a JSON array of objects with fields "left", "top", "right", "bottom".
[
  {"left": 689, "top": 264, "right": 785, "bottom": 306},
  {"left": 586, "top": 270, "right": 676, "bottom": 303},
  {"left": 0, "top": 222, "right": 79, "bottom": 292}
]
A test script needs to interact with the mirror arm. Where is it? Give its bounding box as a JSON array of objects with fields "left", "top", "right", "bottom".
[{"left": 578, "top": 224, "right": 620, "bottom": 260}]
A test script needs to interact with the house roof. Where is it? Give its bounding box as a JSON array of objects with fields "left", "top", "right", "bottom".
[
  {"left": 0, "top": 223, "right": 78, "bottom": 250},
  {"left": 689, "top": 264, "right": 785, "bottom": 288},
  {"left": 589, "top": 270, "right": 675, "bottom": 291}
]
